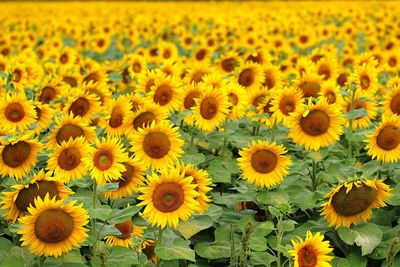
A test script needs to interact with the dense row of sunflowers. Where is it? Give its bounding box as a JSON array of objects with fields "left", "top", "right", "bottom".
[{"left": 0, "top": 1, "right": 400, "bottom": 266}]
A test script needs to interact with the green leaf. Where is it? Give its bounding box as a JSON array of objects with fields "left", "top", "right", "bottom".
[
  {"left": 347, "top": 252, "right": 367, "bottom": 267},
  {"left": 249, "top": 236, "right": 268, "bottom": 251},
  {"left": 280, "top": 220, "right": 296, "bottom": 232},
  {"left": 253, "top": 221, "right": 274, "bottom": 236},
  {"left": 204, "top": 204, "right": 223, "bottom": 221},
  {"left": 177, "top": 215, "right": 214, "bottom": 239},
  {"left": 207, "top": 158, "right": 231, "bottom": 183},
  {"left": 91, "top": 205, "right": 113, "bottom": 221},
  {"left": 181, "top": 152, "right": 206, "bottom": 165},
  {"left": 108, "top": 206, "right": 142, "bottom": 224},
  {"left": 156, "top": 237, "right": 195, "bottom": 262},
  {"left": 107, "top": 246, "right": 139, "bottom": 266},
  {"left": 338, "top": 224, "right": 383, "bottom": 255},
  {"left": 249, "top": 251, "right": 276, "bottom": 266},
  {"left": 195, "top": 241, "right": 231, "bottom": 260},
  {"left": 257, "top": 189, "right": 289, "bottom": 206},
  {"left": 0, "top": 238, "right": 13, "bottom": 262},
  {"left": 332, "top": 257, "right": 350, "bottom": 267},
  {"left": 387, "top": 184, "right": 400, "bottom": 205},
  {"left": 1, "top": 255, "right": 25, "bottom": 267},
  {"left": 108, "top": 72, "right": 123, "bottom": 82},
  {"left": 98, "top": 183, "right": 119, "bottom": 192}
]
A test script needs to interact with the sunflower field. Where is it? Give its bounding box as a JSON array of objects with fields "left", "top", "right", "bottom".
[{"left": 1, "top": 0, "right": 400, "bottom": 266}]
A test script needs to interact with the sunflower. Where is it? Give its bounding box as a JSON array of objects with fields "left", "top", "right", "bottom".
[
  {"left": 147, "top": 75, "right": 182, "bottom": 113},
  {"left": 47, "top": 137, "right": 90, "bottom": 183},
  {"left": 261, "top": 64, "right": 282, "bottom": 90},
  {"left": 365, "top": 115, "right": 400, "bottom": 163},
  {"left": 319, "top": 80, "right": 345, "bottom": 106},
  {"left": 130, "top": 122, "right": 184, "bottom": 169},
  {"left": 127, "top": 54, "right": 147, "bottom": 79},
  {"left": 103, "top": 158, "right": 145, "bottom": 200},
  {"left": 294, "top": 72, "right": 323, "bottom": 98},
  {"left": 185, "top": 63, "right": 213, "bottom": 84},
  {"left": 0, "top": 136, "right": 43, "bottom": 180},
  {"left": 237, "top": 62, "right": 265, "bottom": 91},
  {"left": 176, "top": 162, "right": 212, "bottom": 213},
  {"left": 83, "top": 137, "right": 129, "bottom": 185},
  {"left": 348, "top": 62, "right": 379, "bottom": 97},
  {"left": 192, "top": 88, "right": 230, "bottom": 132},
  {"left": 216, "top": 52, "right": 239, "bottom": 74},
  {"left": 125, "top": 93, "right": 146, "bottom": 113},
  {"left": 137, "top": 69, "right": 165, "bottom": 93},
  {"left": 127, "top": 103, "right": 168, "bottom": 133},
  {"left": 32, "top": 102, "right": 53, "bottom": 134},
  {"left": 0, "top": 93, "right": 37, "bottom": 133},
  {"left": 105, "top": 220, "right": 144, "bottom": 247},
  {"left": 316, "top": 57, "right": 338, "bottom": 82},
  {"left": 381, "top": 87, "right": 400, "bottom": 117},
  {"left": 225, "top": 82, "right": 248, "bottom": 120},
  {"left": 18, "top": 194, "right": 89, "bottom": 258},
  {"left": 237, "top": 140, "right": 291, "bottom": 188},
  {"left": 0, "top": 171, "right": 72, "bottom": 223},
  {"left": 64, "top": 91, "right": 102, "bottom": 122},
  {"left": 99, "top": 97, "right": 132, "bottom": 137},
  {"left": 343, "top": 91, "right": 378, "bottom": 130},
  {"left": 37, "top": 77, "right": 67, "bottom": 104},
  {"left": 56, "top": 47, "right": 77, "bottom": 68},
  {"left": 140, "top": 239, "right": 157, "bottom": 263},
  {"left": 181, "top": 82, "right": 203, "bottom": 111},
  {"left": 137, "top": 168, "right": 200, "bottom": 229},
  {"left": 270, "top": 87, "right": 304, "bottom": 126},
  {"left": 288, "top": 98, "right": 345, "bottom": 151},
  {"left": 80, "top": 81, "right": 112, "bottom": 107},
  {"left": 47, "top": 115, "right": 97, "bottom": 149},
  {"left": 289, "top": 231, "right": 333, "bottom": 267},
  {"left": 321, "top": 179, "right": 391, "bottom": 228}
]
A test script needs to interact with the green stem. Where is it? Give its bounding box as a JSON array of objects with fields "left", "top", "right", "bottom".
[
  {"left": 38, "top": 256, "right": 45, "bottom": 267},
  {"left": 156, "top": 228, "right": 164, "bottom": 267},
  {"left": 189, "top": 128, "right": 196, "bottom": 152},
  {"left": 221, "top": 119, "right": 229, "bottom": 157},
  {"left": 276, "top": 215, "right": 283, "bottom": 267},
  {"left": 255, "top": 124, "right": 260, "bottom": 136},
  {"left": 348, "top": 86, "right": 356, "bottom": 159},
  {"left": 92, "top": 180, "right": 98, "bottom": 256},
  {"left": 310, "top": 160, "right": 318, "bottom": 191},
  {"left": 269, "top": 119, "right": 277, "bottom": 143}
]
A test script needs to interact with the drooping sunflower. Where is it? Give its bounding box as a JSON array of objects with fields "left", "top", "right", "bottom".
[
  {"left": 127, "top": 103, "right": 168, "bottom": 133},
  {"left": 103, "top": 158, "right": 145, "bottom": 200},
  {"left": 225, "top": 82, "right": 248, "bottom": 120},
  {"left": 137, "top": 168, "right": 200, "bottom": 229},
  {"left": 0, "top": 135, "right": 43, "bottom": 179},
  {"left": 381, "top": 86, "right": 400, "bottom": 117},
  {"left": 176, "top": 162, "right": 212, "bottom": 213},
  {"left": 130, "top": 122, "right": 184, "bottom": 169},
  {"left": 192, "top": 88, "right": 230, "bottom": 132},
  {"left": 289, "top": 231, "right": 333, "bottom": 267},
  {"left": 237, "top": 62, "right": 265, "bottom": 91},
  {"left": 99, "top": 97, "right": 132, "bottom": 137},
  {"left": 365, "top": 115, "right": 400, "bottom": 163},
  {"left": 47, "top": 137, "right": 91, "bottom": 183},
  {"left": 147, "top": 75, "right": 182, "bottom": 113},
  {"left": 0, "top": 93, "right": 37, "bottom": 133},
  {"left": 18, "top": 194, "right": 89, "bottom": 258},
  {"left": 63, "top": 91, "right": 102, "bottom": 122},
  {"left": 270, "top": 87, "right": 304, "bottom": 126},
  {"left": 105, "top": 220, "right": 144, "bottom": 247},
  {"left": 47, "top": 115, "right": 97, "bottom": 149},
  {"left": 321, "top": 179, "right": 391, "bottom": 228},
  {"left": 343, "top": 91, "right": 378, "bottom": 130},
  {"left": 140, "top": 239, "right": 157, "bottom": 264},
  {"left": 288, "top": 98, "right": 345, "bottom": 151},
  {"left": 238, "top": 140, "right": 291, "bottom": 188},
  {"left": 0, "top": 171, "right": 72, "bottom": 223},
  {"left": 83, "top": 137, "right": 129, "bottom": 185}
]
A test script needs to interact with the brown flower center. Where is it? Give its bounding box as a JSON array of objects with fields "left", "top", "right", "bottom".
[
  {"left": 376, "top": 125, "right": 400, "bottom": 150},
  {"left": 35, "top": 107, "right": 42, "bottom": 120},
  {"left": 360, "top": 74, "right": 371, "bottom": 90},
  {"left": 60, "top": 53, "right": 68, "bottom": 64},
  {"left": 279, "top": 96, "right": 296, "bottom": 115},
  {"left": 58, "top": 147, "right": 81, "bottom": 171},
  {"left": 109, "top": 107, "right": 124, "bottom": 128},
  {"left": 152, "top": 182, "right": 184, "bottom": 212},
  {"left": 93, "top": 149, "right": 114, "bottom": 171},
  {"left": 68, "top": 97, "right": 90, "bottom": 118},
  {"left": 87, "top": 89, "right": 104, "bottom": 105},
  {"left": 133, "top": 112, "right": 156, "bottom": 130},
  {"left": 332, "top": 184, "right": 376, "bottom": 216},
  {"left": 115, "top": 220, "right": 133, "bottom": 239},
  {"left": 200, "top": 97, "right": 218, "bottom": 120},
  {"left": 35, "top": 210, "right": 74, "bottom": 243},
  {"left": 299, "top": 81, "right": 321, "bottom": 98},
  {"left": 83, "top": 72, "right": 100, "bottom": 84},
  {"left": 63, "top": 76, "right": 78, "bottom": 88},
  {"left": 56, "top": 124, "right": 85, "bottom": 145},
  {"left": 2, "top": 141, "right": 31, "bottom": 167},
  {"left": 263, "top": 71, "right": 275, "bottom": 89},
  {"left": 195, "top": 49, "right": 207, "bottom": 61},
  {"left": 191, "top": 71, "right": 206, "bottom": 84},
  {"left": 183, "top": 91, "right": 200, "bottom": 109},
  {"left": 143, "top": 132, "right": 170, "bottom": 159},
  {"left": 145, "top": 79, "right": 155, "bottom": 92},
  {"left": 118, "top": 163, "right": 134, "bottom": 188},
  {"left": 250, "top": 150, "right": 278, "bottom": 174},
  {"left": 39, "top": 87, "right": 57, "bottom": 103},
  {"left": 132, "top": 62, "right": 142, "bottom": 73},
  {"left": 154, "top": 84, "right": 173, "bottom": 106},
  {"left": 238, "top": 68, "right": 255, "bottom": 87},
  {"left": 13, "top": 69, "right": 22, "bottom": 83},
  {"left": 5, "top": 103, "right": 25, "bottom": 122},
  {"left": 390, "top": 94, "right": 400, "bottom": 115},
  {"left": 298, "top": 246, "right": 317, "bottom": 267},
  {"left": 337, "top": 73, "right": 348, "bottom": 87},
  {"left": 300, "top": 110, "right": 330, "bottom": 136},
  {"left": 318, "top": 64, "right": 331, "bottom": 80},
  {"left": 325, "top": 91, "right": 336, "bottom": 104},
  {"left": 228, "top": 93, "right": 239, "bottom": 106},
  {"left": 15, "top": 181, "right": 59, "bottom": 212},
  {"left": 221, "top": 58, "right": 235, "bottom": 72}
]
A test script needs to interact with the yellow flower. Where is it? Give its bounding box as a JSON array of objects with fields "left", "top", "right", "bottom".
[{"left": 0, "top": 93, "right": 36, "bottom": 133}]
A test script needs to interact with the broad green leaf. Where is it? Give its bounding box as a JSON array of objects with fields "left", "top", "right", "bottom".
[
  {"left": 98, "top": 183, "right": 119, "bottom": 192},
  {"left": 249, "top": 236, "right": 268, "bottom": 251},
  {"left": 195, "top": 241, "right": 231, "bottom": 260},
  {"left": 181, "top": 152, "right": 206, "bottom": 165},
  {"left": 253, "top": 221, "right": 274, "bottom": 236},
  {"left": 0, "top": 238, "right": 13, "bottom": 262},
  {"left": 108, "top": 246, "right": 139, "bottom": 266},
  {"left": 108, "top": 206, "right": 142, "bottom": 224},
  {"left": 91, "top": 205, "right": 113, "bottom": 221},
  {"left": 347, "top": 252, "right": 367, "bottom": 267},
  {"left": 339, "top": 224, "right": 383, "bottom": 255},
  {"left": 204, "top": 204, "right": 223, "bottom": 221},
  {"left": 156, "top": 237, "right": 195, "bottom": 262},
  {"left": 249, "top": 251, "right": 276, "bottom": 266},
  {"left": 207, "top": 158, "right": 231, "bottom": 183},
  {"left": 1, "top": 255, "right": 25, "bottom": 267},
  {"left": 257, "top": 189, "right": 289, "bottom": 206},
  {"left": 387, "top": 184, "right": 400, "bottom": 205},
  {"left": 332, "top": 257, "right": 350, "bottom": 267},
  {"left": 177, "top": 215, "right": 214, "bottom": 239}
]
